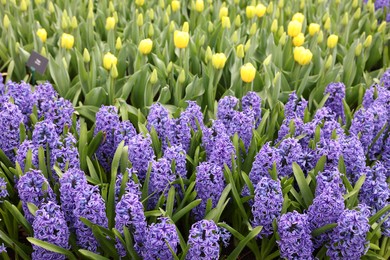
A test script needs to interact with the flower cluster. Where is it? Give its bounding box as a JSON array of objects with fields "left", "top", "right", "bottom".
[
  {"left": 128, "top": 133, "right": 155, "bottom": 181},
  {"left": 0, "top": 102, "right": 23, "bottom": 159},
  {"left": 0, "top": 177, "right": 8, "bottom": 201}
]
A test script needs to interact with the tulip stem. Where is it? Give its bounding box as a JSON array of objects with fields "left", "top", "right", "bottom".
[{"left": 108, "top": 75, "right": 115, "bottom": 105}]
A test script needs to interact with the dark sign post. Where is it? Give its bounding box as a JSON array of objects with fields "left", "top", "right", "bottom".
[{"left": 26, "top": 51, "right": 48, "bottom": 84}]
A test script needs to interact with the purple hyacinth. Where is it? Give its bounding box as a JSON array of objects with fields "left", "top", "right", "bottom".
[
  {"left": 315, "top": 138, "right": 341, "bottom": 170},
  {"left": 15, "top": 140, "right": 39, "bottom": 171},
  {"left": 94, "top": 106, "right": 121, "bottom": 171},
  {"left": 193, "top": 162, "right": 225, "bottom": 220},
  {"left": 242, "top": 91, "right": 262, "bottom": 128},
  {"left": 33, "top": 82, "right": 58, "bottom": 118},
  {"left": 208, "top": 131, "right": 236, "bottom": 169},
  {"left": 167, "top": 116, "right": 191, "bottom": 152},
  {"left": 5, "top": 81, "right": 35, "bottom": 122},
  {"left": 327, "top": 207, "right": 370, "bottom": 260},
  {"left": 340, "top": 135, "right": 367, "bottom": 184},
  {"left": 73, "top": 184, "right": 108, "bottom": 252},
  {"left": 186, "top": 220, "right": 231, "bottom": 260},
  {"left": 0, "top": 177, "right": 8, "bottom": 201},
  {"left": 0, "top": 243, "right": 6, "bottom": 253},
  {"left": 217, "top": 96, "right": 239, "bottom": 129},
  {"left": 114, "top": 120, "right": 137, "bottom": 147},
  {"left": 32, "top": 202, "right": 70, "bottom": 260},
  {"left": 148, "top": 158, "right": 176, "bottom": 209},
  {"left": 381, "top": 68, "right": 390, "bottom": 89},
  {"left": 251, "top": 177, "right": 283, "bottom": 237},
  {"left": 230, "top": 111, "right": 254, "bottom": 150},
  {"left": 315, "top": 169, "right": 345, "bottom": 197},
  {"left": 382, "top": 138, "right": 390, "bottom": 178},
  {"left": 324, "top": 82, "right": 346, "bottom": 121},
  {"left": 128, "top": 134, "right": 155, "bottom": 181},
  {"left": 180, "top": 100, "right": 204, "bottom": 131},
  {"left": 142, "top": 217, "right": 179, "bottom": 260},
  {"left": 32, "top": 119, "right": 59, "bottom": 150},
  {"left": 59, "top": 168, "right": 87, "bottom": 227},
  {"left": 307, "top": 187, "right": 345, "bottom": 248},
  {"left": 314, "top": 106, "right": 337, "bottom": 122},
  {"left": 17, "top": 170, "right": 55, "bottom": 223},
  {"left": 362, "top": 84, "right": 383, "bottom": 109},
  {"left": 277, "top": 138, "right": 303, "bottom": 178},
  {"left": 164, "top": 145, "right": 187, "bottom": 179},
  {"left": 147, "top": 103, "right": 170, "bottom": 146},
  {"left": 44, "top": 97, "right": 74, "bottom": 134},
  {"left": 51, "top": 133, "right": 80, "bottom": 172},
  {"left": 201, "top": 120, "right": 227, "bottom": 156},
  {"left": 320, "top": 119, "right": 345, "bottom": 141},
  {"left": 115, "top": 169, "right": 142, "bottom": 203},
  {"left": 115, "top": 179, "right": 147, "bottom": 256},
  {"left": 277, "top": 211, "right": 314, "bottom": 260},
  {"left": 0, "top": 102, "right": 23, "bottom": 158},
  {"left": 284, "top": 91, "right": 308, "bottom": 120}
]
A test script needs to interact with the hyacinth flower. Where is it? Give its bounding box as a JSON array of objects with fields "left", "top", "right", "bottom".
[
  {"left": 94, "top": 105, "right": 121, "bottom": 171},
  {"left": 147, "top": 103, "right": 170, "bottom": 147},
  {"left": 167, "top": 116, "right": 191, "bottom": 152},
  {"left": 128, "top": 133, "right": 155, "bottom": 181},
  {"left": 380, "top": 68, "right": 390, "bottom": 89},
  {"left": 0, "top": 102, "right": 23, "bottom": 160},
  {"left": 5, "top": 81, "right": 35, "bottom": 123},
  {"left": 217, "top": 96, "right": 239, "bottom": 131},
  {"left": 17, "top": 170, "right": 55, "bottom": 223},
  {"left": 315, "top": 169, "right": 346, "bottom": 197},
  {"left": 324, "top": 82, "right": 346, "bottom": 122},
  {"left": 59, "top": 168, "right": 87, "bottom": 228},
  {"left": 115, "top": 179, "right": 147, "bottom": 256},
  {"left": 327, "top": 206, "right": 370, "bottom": 260},
  {"left": 315, "top": 138, "right": 342, "bottom": 170},
  {"left": 115, "top": 169, "right": 142, "bottom": 203},
  {"left": 230, "top": 111, "right": 254, "bottom": 150},
  {"left": 340, "top": 135, "right": 367, "bottom": 184},
  {"left": 307, "top": 187, "right": 345, "bottom": 248},
  {"left": 277, "top": 138, "right": 303, "bottom": 178},
  {"left": 142, "top": 217, "right": 179, "bottom": 260},
  {"left": 51, "top": 133, "right": 80, "bottom": 172},
  {"left": 148, "top": 157, "right": 176, "bottom": 209},
  {"left": 180, "top": 100, "right": 204, "bottom": 131},
  {"left": 15, "top": 140, "right": 39, "bottom": 170},
  {"left": 193, "top": 162, "right": 225, "bottom": 220},
  {"left": 164, "top": 145, "right": 187, "bottom": 179},
  {"left": 73, "top": 183, "right": 108, "bottom": 252},
  {"left": 251, "top": 177, "right": 283, "bottom": 237},
  {"left": 114, "top": 120, "right": 137, "bottom": 147},
  {"left": 32, "top": 119, "right": 60, "bottom": 150},
  {"left": 186, "top": 220, "right": 231, "bottom": 259},
  {"left": 382, "top": 139, "right": 390, "bottom": 178},
  {"left": 284, "top": 91, "right": 308, "bottom": 121},
  {"left": 32, "top": 202, "right": 70, "bottom": 260},
  {"left": 359, "top": 162, "right": 390, "bottom": 236},
  {"left": 32, "top": 82, "right": 58, "bottom": 118},
  {"left": 242, "top": 91, "right": 262, "bottom": 128},
  {"left": 0, "top": 177, "right": 8, "bottom": 201},
  {"left": 44, "top": 97, "right": 74, "bottom": 134},
  {"left": 277, "top": 211, "right": 314, "bottom": 259},
  {"left": 201, "top": 120, "right": 227, "bottom": 156},
  {"left": 208, "top": 130, "right": 236, "bottom": 169}
]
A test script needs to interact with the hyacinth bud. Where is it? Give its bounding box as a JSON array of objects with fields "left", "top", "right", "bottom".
[
  {"left": 150, "top": 69, "right": 158, "bottom": 84},
  {"left": 278, "top": 0, "right": 284, "bottom": 9},
  {"left": 167, "top": 61, "right": 173, "bottom": 73},
  {"left": 267, "top": 2, "right": 273, "bottom": 14},
  {"left": 245, "top": 39, "right": 251, "bottom": 52},
  {"left": 279, "top": 32, "right": 287, "bottom": 45},
  {"left": 40, "top": 46, "right": 46, "bottom": 57},
  {"left": 378, "top": 21, "right": 386, "bottom": 33},
  {"left": 110, "top": 64, "right": 118, "bottom": 79},
  {"left": 178, "top": 69, "right": 186, "bottom": 84},
  {"left": 352, "top": 0, "right": 358, "bottom": 8},
  {"left": 115, "top": 37, "right": 122, "bottom": 50},
  {"left": 182, "top": 22, "right": 189, "bottom": 33},
  {"left": 317, "top": 30, "right": 324, "bottom": 43},
  {"left": 148, "top": 24, "right": 154, "bottom": 37},
  {"left": 222, "top": 16, "right": 231, "bottom": 28},
  {"left": 137, "top": 13, "right": 143, "bottom": 27},
  {"left": 208, "top": 21, "right": 214, "bottom": 33},
  {"left": 342, "top": 13, "right": 348, "bottom": 26},
  {"left": 3, "top": 14, "right": 10, "bottom": 30},
  {"left": 364, "top": 35, "right": 372, "bottom": 48},
  {"left": 325, "top": 55, "right": 333, "bottom": 69},
  {"left": 20, "top": 0, "right": 27, "bottom": 11},
  {"left": 234, "top": 15, "right": 241, "bottom": 27},
  {"left": 231, "top": 31, "right": 238, "bottom": 43},
  {"left": 83, "top": 48, "right": 90, "bottom": 63},
  {"left": 355, "top": 43, "right": 362, "bottom": 56},
  {"left": 324, "top": 17, "right": 331, "bottom": 31},
  {"left": 236, "top": 44, "right": 245, "bottom": 58},
  {"left": 148, "top": 9, "right": 155, "bottom": 21},
  {"left": 354, "top": 8, "right": 361, "bottom": 20},
  {"left": 271, "top": 19, "right": 278, "bottom": 33},
  {"left": 249, "top": 23, "right": 257, "bottom": 35},
  {"left": 205, "top": 46, "right": 212, "bottom": 63},
  {"left": 263, "top": 54, "right": 272, "bottom": 66}
]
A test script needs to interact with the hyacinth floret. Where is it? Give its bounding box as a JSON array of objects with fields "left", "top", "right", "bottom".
[
  {"left": 128, "top": 133, "right": 155, "bottom": 181},
  {"left": 251, "top": 177, "right": 283, "bottom": 237},
  {"left": 277, "top": 138, "right": 303, "bottom": 178},
  {"left": 51, "top": 133, "right": 80, "bottom": 172},
  {"left": 340, "top": 135, "right": 367, "bottom": 184},
  {"left": 167, "top": 116, "right": 191, "bottom": 152},
  {"left": 115, "top": 169, "right": 142, "bottom": 203},
  {"left": 217, "top": 96, "right": 239, "bottom": 129},
  {"left": 0, "top": 177, "right": 8, "bottom": 201},
  {"left": 382, "top": 139, "right": 390, "bottom": 178},
  {"left": 114, "top": 120, "right": 137, "bottom": 147},
  {"left": 6, "top": 81, "right": 35, "bottom": 120},
  {"left": 73, "top": 184, "right": 108, "bottom": 252},
  {"left": 15, "top": 140, "right": 39, "bottom": 170},
  {"left": 324, "top": 82, "right": 346, "bottom": 121},
  {"left": 142, "top": 217, "right": 179, "bottom": 260},
  {"left": 32, "top": 201, "right": 70, "bottom": 260},
  {"left": 315, "top": 169, "right": 345, "bottom": 197},
  {"left": 147, "top": 103, "right": 170, "bottom": 144},
  {"left": 32, "top": 119, "right": 59, "bottom": 150},
  {"left": 242, "top": 91, "right": 262, "bottom": 128},
  {"left": 208, "top": 131, "right": 235, "bottom": 169},
  {"left": 44, "top": 97, "right": 74, "bottom": 134},
  {"left": 17, "top": 170, "right": 55, "bottom": 223},
  {"left": 201, "top": 120, "right": 227, "bottom": 156},
  {"left": 0, "top": 102, "right": 23, "bottom": 156},
  {"left": 33, "top": 82, "right": 58, "bottom": 118},
  {"left": 381, "top": 68, "right": 390, "bottom": 89},
  {"left": 277, "top": 211, "right": 314, "bottom": 260},
  {"left": 284, "top": 91, "right": 308, "bottom": 120},
  {"left": 327, "top": 207, "right": 370, "bottom": 260},
  {"left": 181, "top": 100, "right": 204, "bottom": 131},
  {"left": 315, "top": 138, "right": 342, "bottom": 170},
  {"left": 194, "top": 162, "right": 225, "bottom": 220},
  {"left": 164, "top": 145, "right": 187, "bottom": 179},
  {"left": 230, "top": 111, "right": 254, "bottom": 150}
]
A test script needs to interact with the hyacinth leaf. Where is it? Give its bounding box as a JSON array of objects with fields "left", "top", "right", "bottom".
[
  {"left": 3, "top": 201, "right": 32, "bottom": 235},
  {"left": 141, "top": 163, "right": 152, "bottom": 208},
  {"left": 87, "top": 131, "right": 103, "bottom": 157},
  {"left": 224, "top": 165, "right": 248, "bottom": 221},
  {"left": 86, "top": 157, "right": 101, "bottom": 184},
  {"left": 241, "top": 172, "right": 254, "bottom": 195},
  {"left": 78, "top": 118, "right": 88, "bottom": 171},
  {"left": 75, "top": 106, "right": 99, "bottom": 123},
  {"left": 312, "top": 223, "right": 338, "bottom": 237},
  {"left": 342, "top": 99, "right": 352, "bottom": 130},
  {"left": 368, "top": 122, "right": 388, "bottom": 153},
  {"left": 166, "top": 186, "right": 176, "bottom": 217},
  {"left": 0, "top": 230, "right": 30, "bottom": 260},
  {"left": 344, "top": 174, "right": 366, "bottom": 208},
  {"left": 166, "top": 240, "right": 180, "bottom": 260},
  {"left": 79, "top": 249, "right": 110, "bottom": 260},
  {"left": 226, "top": 226, "right": 262, "bottom": 260},
  {"left": 27, "top": 202, "right": 38, "bottom": 217},
  {"left": 0, "top": 149, "right": 13, "bottom": 168},
  {"left": 205, "top": 184, "right": 232, "bottom": 222},
  {"left": 176, "top": 181, "right": 196, "bottom": 212},
  {"left": 91, "top": 225, "right": 118, "bottom": 257},
  {"left": 205, "top": 198, "right": 213, "bottom": 217},
  {"left": 121, "top": 226, "right": 142, "bottom": 260},
  {"left": 27, "top": 237, "right": 77, "bottom": 260},
  {"left": 172, "top": 199, "right": 201, "bottom": 223},
  {"left": 144, "top": 210, "right": 162, "bottom": 217},
  {"left": 369, "top": 205, "right": 390, "bottom": 225},
  {"left": 292, "top": 163, "right": 314, "bottom": 208}
]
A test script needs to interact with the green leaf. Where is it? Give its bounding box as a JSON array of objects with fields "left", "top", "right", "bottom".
[
  {"left": 79, "top": 249, "right": 110, "bottom": 260},
  {"left": 205, "top": 184, "right": 231, "bottom": 222},
  {"left": 369, "top": 205, "right": 390, "bottom": 225},
  {"left": 0, "top": 230, "right": 31, "bottom": 260},
  {"left": 27, "top": 237, "right": 77, "bottom": 260},
  {"left": 27, "top": 202, "right": 38, "bottom": 217},
  {"left": 3, "top": 201, "right": 33, "bottom": 235},
  {"left": 312, "top": 223, "right": 337, "bottom": 237},
  {"left": 166, "top": 186, "right": 176, "bottom": 217},
  {"left": 226, "top": 226, "right": 262, "bottom": 260},
  {"left": 87, "top": 131, "right": 103, "bottom": 157},
  {"left": 292, "top": 163, "right": 314, "bottom": 208},
  {"left": 345, "top": 174, "right": 366, "bottom": 208},
  {"left": 172, "top": 199, "right": 201, "bottom": 223}
]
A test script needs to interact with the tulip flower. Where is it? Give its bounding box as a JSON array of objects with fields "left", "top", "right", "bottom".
[
  {"left": 36, "top": 28, "right": 47, "bottom": 43},
  {"left": 212, "top": 53, "right": 227, "bottom": 69},
  {"left": 327, "top": 34, "right": 338, "bottom": 49},
  {"left": 60, "top": 33, "right": 74, "bottom": 49},
  {"left": 256, "top": 4, "right": 266, "bottom": 17},
  {"left": 240, "top": 63, "right": 256, "bottom": 83},
  {"left": 103, "top": 52, "right": 118, "bottom": 71},
  {"left": 293, "top": 33, "right": 305, "bottom": 47},
  {"left": 174, "top": 30, "right": 189, "bottom": 48},
  {"left": 308, "top": 23, "right": 320, "bottom": 36},
  {"left": 195, "top": 0, "right": 204, "bottom": 12},
  {"left": 171, "top": 1, "right": 180, "bottom": 12},
  {"left": 293, "top": 47, "right": 313, "bottom": 65},
  {"left": 138, "top": 38, "right": 153, "bottom": 54},
  {"left": 287, "top": 20, "right": 302, "bottom": 37},
  {"left": 105, "top": 17, "right": 116, "bottom": 30}
]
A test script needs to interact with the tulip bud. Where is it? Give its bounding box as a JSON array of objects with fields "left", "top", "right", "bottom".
[
  {"left": 159, "top": 0, "right": 164, "bottom": 9},
  {"left": 182, "top": 22, "right": 189, "bottom": 32},
  {"left": 212, "top": 53, "right": 227, "bottom": 69},
  {"left": 278, "top": 26, "right": 284, "bottom": 37},
  {"left": 36, "top": 28, "right": 47, "bottom": 43},
  {"left": 178, "top": 69, "right": 186, "bottom": 84},
  {"left": 287, "top": 20, "right": 302, "bottom": 37},
  {"left": 40, "top": 47, "right": 46, "bottom": 57},
  {"left": 231, "top": 31, "right": 238, "bottom": 43},
  {"left": 71, "top": 16, "right": 78, "bottom": 29},
  {"left": 60, "top": 33, "right": 74, "bottom": 49},
  {"left": 325, "top": 55, "right": 333, "bottom": 69},
  {"left": 300, "top": 0, "right": 305, "bottom": 9},
  {"left": 171, "top": 0, "right": 180, "bottom": 12},
  {"left": 195, "top": 0, "right": 204, "bottom": 12},
  {"left": 246, "top": 6, "right": 256, "bottom": 19},
  {"left": 263, "top": 54, "right": 272, "bottom": 66},
  {"left": 148, "top": 24, "right": 154, "bottom": 37},
  {"left": 88, "top": 7, "right": 94, "bottom": 20},
  {"left": 62, "top": 57, "right": 68, "bottom": 71},
  {"left": 49, "top": 2, "right": 55, "bottom": 13},
  {"left": 83, "top": 48, "right": 90, "bottom": 63},
  {"left": 352, "top": 0, "right": 358, "bottom": 8},
  {"left": 106, "top": 18, "right": 116, "bottom": 31},
  {"left": 324, "top": 17, "right": 331, "bottom": 31},
  {"left": 322, "top": 12, "right": 329, "bottom": 23},
  {"left": 378, "top": 21, "right": 386, "bottom": 33},
  {"left": 111, "top": 64, "right": 118, "bottom": 79},
  {"left": 219, "top": 6, "right": 228, "bottom": 19},
  {"left": 271, "top": 19, "right": 278, "bottom": 33},
  {"left": 279, "top": 32, "right": 287, "bottom": 45},
  {"left": 292, "top": 12, "right": 304, "bottom": 24},
  {"left": 292, "top": 33, "right": 304, "bottom": 47},
  {"left": 116, "top": 37, "right": 122, "bottom": 50},
  {"left": 245, "top": 39, "right": 251, "bottom": 52},
  {"left": 137, "top": 13, "right": 143, "bottom": 27},
  {"left": 167, "top": 62, "right": 173, "bottom": 73},
  {"left": 249, "top": 23, "right": 257, "bottom": 35},
  {"left": 205, "top": 46, "right": 212, "bottom": 63},
  {"left": 355, "top": 43, "right": 362, "bottom": 56},
  {"left": 234, "top": 15, "right": 241, "bottom": 27},
  {"left": 364, "top": 35, "right": 372, "bottom": 48},
  {"left": 317, "top": 30, "right": 324, "bottom": 43},
  {"left": 1, "top": 0, "right": 6, "bottom": 5},
  {"left": 169, "top": 21, "right": 175, "bottom": 32},
  {"left": 20, "top": 0, "right": 27, "bottom": 12},
  {"left": 150, "top": 69, "right": 158, "bottom": 84},
  {"left": 273, "top": 72, "right": 280, "bottom": 86},
  {"left": 341, "top": 12, "right": 348, "bottom": 26},
  {"left": 327, "top": 34, "right": 338, "bottom": 49},
  {"left": 236, "top": 44, "right": 245, "bottom": 58},
  {"left": 256, "top": 4, "right": 266, "bottom": 17},
  {"left": 174, "top": 30, "right": 189, "bottom": 48},
  {"left": 278, "top": 0, "right": 284, "bottom": 9},
  {"left": 103, "top": 52, "right": 118, "bottom": 71},
  {"left": 109, "top": 1, "right": 115, "bottom": 12},
  {"left": 62, "top": 15, "right": 69, "bottom": 30},
  {"left": 353, "top": 8, "right": 361, "bottom": 20},
  {"left": 15, "top": 42, "right": 20, "bottom": 54},
  {"left": 308, "top": 23, "right": 320, "bottom": 36},
  {"left": 267, "top": 2, "right": 273, "bottom": 14},
  {"left": 240, "top": 63, "right": 256, "bottom": 83},
  {"left": 148, "top": 9, "right": 155, "bottom": 20},
  {"left": 139, "top": 38, "right": 153, "bottom": 55},
  {"left": 3, "top": 15, "right": 10, "bottom": 30},
  {"left": 135, "top": 0, "right": 145, "bottom": 7},
  {"left": 222, "top": 16, "right": 231, "bottom": 28},
  {"left": 164, "top": 12, "right": 169, "bottom": 25},
  {"left": 159, "top": 86, "right": 171, "bottom": 103},
  {"left": 371, "top": 20, "right": 378, "bottom": 31},
  {"left": 199, "top": 35, "right": 206, "bottom": 46},
  {"left": 208, "top": 21, "right": 214, "bottom": 33}
]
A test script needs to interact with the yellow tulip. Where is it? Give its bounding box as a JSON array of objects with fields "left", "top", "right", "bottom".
[
  {"left": 105, "top": 16, "right": 116, "bottom": 30},
  {"left": 219, "top": 6, "right": 228, "bottom": 19},
  {"left": 60, "top": 33, "right": 74, "bottom": 49},
  {"left": 324, "top": 17, "right": 331, "bottom": 31},
  {"left": 174, "top": 30, "right": 189, "bottom": 48},
  {"left": 212, "top": 53, "right": 227, "bottom": 69},
  {"left": 138, "top": 38, "right": 153, "bottom": 54},
  {"left": 222, "top": 16, "right": 231, "bottom": 28},
  {"left": 293, "top": 47, "right": 312, "bottom": 65},
  {"left": 292, "top": 12, "right": 304, "bottom": 24},
  {"left": 308, "top": 23, "right": 320, "bottom": 36},
  {"left": 195, "top": 0, "right": 204, "bottom": 12},
  {"left": 116, "top": 37, "right": 122, "bottom": 50},
  {"left": 292, "top": 33, "right": 305, "bottom": 47},
  {"left": 135, "top": 0, "right": 144, "bottom": 6},
  {"left": 36, "top": 28, "right": 47, "bottom": 43},
  {"left": 246, "top": 6, "right": 256, "bottom": 19},
  {"left": 236, "top": 44, "right": 245, "bottom": 58},
  {"left": 287, "top": 20, "right": 302, "bottom": 37},
  {"left": 83, "top": 48, "right": 90, "bottom": 63},
  {"left": 327, "top": 34, "right": 338, "bottom": 49},
  {"left": 182, "top": 22, "right": 189, "bottom": 32},
  {"left": 3, "top": 14, "right": 10, "bottom": 30},
  {"left": 255, "top": 4, "right": 266, "bottom": 17},
  {"left": 240, "top": 63, "right": 256, "bottom": 83},
  {"left": 364, "top": 35, "right": 372, "bottom": 48},
  {"left": 103, "top": 52, "right": 118, "bottom": 71},
  {"left": 171, "top": 0, "right": 180, "bottom": 12},
  {"left": 271, "top": 19, "right": 278, "bottom": 33},
  {"left": 20, "top": 0, "right": 27, "bottom": 11}
]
